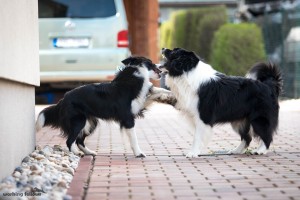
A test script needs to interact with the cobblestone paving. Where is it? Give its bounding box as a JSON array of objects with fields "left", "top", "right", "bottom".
[{"left": 36, "top": 101, "right": 300, "bottom": 200}]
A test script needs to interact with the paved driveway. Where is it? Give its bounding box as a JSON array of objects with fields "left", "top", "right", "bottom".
[{"left": 36, "top": 100, "right": 300, "bottom": 200}]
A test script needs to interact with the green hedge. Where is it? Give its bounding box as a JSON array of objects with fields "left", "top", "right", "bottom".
[
  {"left": 210, "top": 23, "right": 266, "bottom": 76},
  {"left": 160, "top": 6, "right": 227, "bottom": 61},
  {"left": 160, "top": 8, "right": 266, "bottom": 76},
  {"left": 160, "top": 21, "right": 172, "bottom": 49}
]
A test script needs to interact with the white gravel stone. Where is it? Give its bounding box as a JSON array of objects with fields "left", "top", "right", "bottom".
[{"left": 0, "top": 145, "right": 80, "bottom": 199}]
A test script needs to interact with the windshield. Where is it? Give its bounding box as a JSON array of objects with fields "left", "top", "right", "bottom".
[{"left": 38, "top": 0, "right": 117, "bottom": 18}]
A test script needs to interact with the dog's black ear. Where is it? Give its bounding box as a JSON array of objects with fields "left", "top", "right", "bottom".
[
  {"left": 121, "top": 57, "right": 133, "bottom": 65},
  {"left": 170, "top": 58, "right": 184, "bottom": 73},
  {"left": 143, "top": 61, "right": 156, "bottom": 70},
  {"left": 171, "top": 57, "right": 192, "bottom": 74},
  {"left": 188, "top": 51, "right": 201, "bottom": 61}
]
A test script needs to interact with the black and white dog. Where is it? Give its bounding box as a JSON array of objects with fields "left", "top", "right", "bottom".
[
  {"left": 36, "top": 56, "right": 173, "bottom": 158},
  {"left": 160, "top": 48, "right": 282, "bottom": 158}
]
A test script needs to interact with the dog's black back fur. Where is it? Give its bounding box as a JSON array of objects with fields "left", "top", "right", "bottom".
[
  {"left": 198, "top": 72, "right": 281, "bottom": 125},
  {"left": 59, "top": 67, "right": 144, "bottom": 125}
]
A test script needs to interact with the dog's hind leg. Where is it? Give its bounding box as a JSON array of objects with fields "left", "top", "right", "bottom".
[
  {"left": 77, "top": 134, "right": 97, "bottom": 156},
  {"left": 65, "top": 115, "right": 86, "bottom": 157},
  {"left": 228, "top": 119, "right": 251, "bottom": 154},
  {"left": 251, "top": 117, "right": 273, "bottom": 155},
  {"left": 77, "top": 118, "right": 98, "bottom": 156}
]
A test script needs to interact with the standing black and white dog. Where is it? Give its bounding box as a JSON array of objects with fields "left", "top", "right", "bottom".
[
  {"left": 160, "top": 48, "right": 282, "bottom": 158},
  {"left": 36, "top": 56, "right": 173, "bottom": 158}
]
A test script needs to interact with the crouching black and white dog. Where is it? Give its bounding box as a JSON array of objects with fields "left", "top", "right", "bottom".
[
  {"left": 36, "top": 56, "right": 174, "bottom": 158},
  {"left": 160, "top": 47, "right": 282, "bottom": 158}
]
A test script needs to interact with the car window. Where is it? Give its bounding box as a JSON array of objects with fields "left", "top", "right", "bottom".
[{"left": 38, "top": 0, "right": 116, "bottom": 18}]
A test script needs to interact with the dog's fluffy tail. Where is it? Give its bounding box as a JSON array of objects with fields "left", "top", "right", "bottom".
[
  {"left": 246, "top": 62, "right": 283, "bottom": 97},
  {"left": 36, "top": 100, "right": 62, "bottom": 131}
]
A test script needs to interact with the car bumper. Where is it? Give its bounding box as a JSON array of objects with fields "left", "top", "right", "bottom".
[
  {"left": 39, "top": 48, "right": 130, "bottom": 82},
  {"left": 40, "top": 70, "right": 116, "bottom": 83}
]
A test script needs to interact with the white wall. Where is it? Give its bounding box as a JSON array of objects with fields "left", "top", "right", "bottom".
[
  {"left": 0, "top": 0, "right": 39, "bottom": 86},
  {"left": 0, "top": 0, "right": 39, "bottom": 180},
  {"left": 0, "top": 80, "right": 36, "bottom": 179}
]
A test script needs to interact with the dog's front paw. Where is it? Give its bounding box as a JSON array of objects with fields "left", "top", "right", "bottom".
[
  {"left": 77, "top": 144, "right": 97, "bottom": 156},
  {"left": 252, "top": 141, "right": 268, "bottom": 155},
  {"left": 228, "top": 148, "right": 246, "bottom": 154},
  {"left": 136, "top": 153, "right": 146, "bottom": 158},
  {"left": 85, "top": 150, "right": 97, "bottom": 156},
  {"left": 71, "top": 145, "right": 84, "bottom": 157},
  {"left": 186, "top": 151, "right": 200, "bottom": 158},
  {"left": 153, "top": 93, "right": 177, "bottom": 106},
  {"left": 252, "top": 149, "right": 268, "bottom": 155},
  {"left": 132, "top": 147, "right": 146, "bottom": 158},
  {"left": 73, "top": 151, "right": 84, "bottom": 157},
  {"left": 135, "top": 151, "right": 146, "bottom": 158},
  {"left": 162, "top": 94, "right": 177, "bottom": 106}
]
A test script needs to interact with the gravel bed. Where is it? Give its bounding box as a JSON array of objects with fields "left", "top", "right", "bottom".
[{"left": 0, "top": 145, "right": 80, "bottom": 200}]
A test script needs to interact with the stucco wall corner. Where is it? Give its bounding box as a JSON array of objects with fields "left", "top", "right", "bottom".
[{"left": 0, "top": 0, "right": 40, "bottom": 86}]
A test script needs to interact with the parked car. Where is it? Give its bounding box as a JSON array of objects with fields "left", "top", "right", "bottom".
[{"left": 38, "top": 0, "right": 130, "bottom": 91}]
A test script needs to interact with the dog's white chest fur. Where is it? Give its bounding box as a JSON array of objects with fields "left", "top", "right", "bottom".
[
  {"left": 167, "top": 75, "right": 198, "bottom": 115},
  {"left": 166, "top": 61, "right": 218, "bottom": 116},
  {"left": 131, "top": 67, "right": 152, "bottom": 115}
]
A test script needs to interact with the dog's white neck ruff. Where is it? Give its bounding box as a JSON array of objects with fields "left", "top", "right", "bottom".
[
  {"left": 166, "top": 61, "right": 218, "bottom": 115},
  {"left": 131, "top": 66, "right": 153, "bottom": 115}
]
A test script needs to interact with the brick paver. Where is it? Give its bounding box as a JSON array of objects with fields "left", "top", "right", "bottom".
[{"left": 36, "top": 101, "right": 300, "bottom": 200}]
